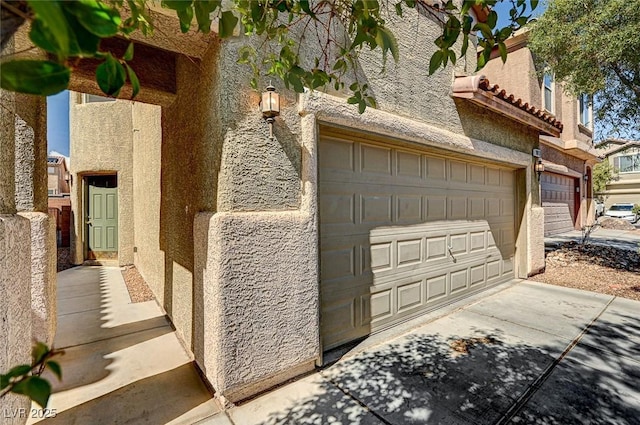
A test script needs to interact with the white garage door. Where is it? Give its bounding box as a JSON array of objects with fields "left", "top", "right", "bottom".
[
  {"left": 319, "top": 130, "right": 517, "bottom": 350},
  {"left": 541, "top": 172, "right": 576, "bottom": 236}
]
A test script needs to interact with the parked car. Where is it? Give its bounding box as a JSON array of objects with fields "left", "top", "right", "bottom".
[
  {"left": 604, "top": 203, "right": 639, "bottom": 223},
  {"left": 595, "top": 200, "right": 605, "bottom": 217}
]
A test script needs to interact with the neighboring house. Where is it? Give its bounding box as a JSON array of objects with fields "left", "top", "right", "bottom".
[
  {"left": 481, "top": 29, "right": 600, "bottom": 236},
  {"left": 47, "top": 154, "right": 71, "bottom": 247},
  {"left": 595, "top": 138, "right": 640, "bottom": 208},
  {"left": 5, "top": 7, "right": 568, "bottom": 412}
]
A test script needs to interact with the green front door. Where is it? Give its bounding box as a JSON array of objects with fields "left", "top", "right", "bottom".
[{"left": 88, "top": 178, "right": 118, "bottom": 257}]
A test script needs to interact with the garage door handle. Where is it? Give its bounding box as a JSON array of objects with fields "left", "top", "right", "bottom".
[{"left": 448, "top": 245, "right": 457, "bottom": 263}]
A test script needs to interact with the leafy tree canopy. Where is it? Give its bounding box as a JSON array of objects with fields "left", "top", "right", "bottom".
[
  {"left": 528, "top": 0, "right": 640, "bottom": 138},
  {"left": 1, "top": 0, "right": 539, "bottom": 112}
]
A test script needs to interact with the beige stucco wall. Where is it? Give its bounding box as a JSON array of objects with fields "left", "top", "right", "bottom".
[
  {"left": 69, "top": 96, "right": 134, "bottom": 266},
  {"left": 131, "top": 102, "right": 165, "bottom": 310},
  {"left": 481, "top": 46, "right": 539, "bottom": 112},
  {"left": 482, "top": 37, "right": 593, "bottom": 146},
  {"left": 0, "top": 216, "right": 32, "bottom": 424}
]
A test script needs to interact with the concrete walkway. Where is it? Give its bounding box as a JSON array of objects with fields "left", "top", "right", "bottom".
[
  {"left": 30, "top": 266, "right": 221, "bottom": 424},
  {"left": 40, "top": 267, "right": 640, "bottom": 424},
  {"left": 215, "top": 281, "right": 640, "bottom": 425}
]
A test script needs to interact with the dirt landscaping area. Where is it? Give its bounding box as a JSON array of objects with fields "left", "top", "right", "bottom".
[{"left": 529, "top": 241, "right": 640, "bottom": 301}]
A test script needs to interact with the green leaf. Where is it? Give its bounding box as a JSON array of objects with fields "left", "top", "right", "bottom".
[
  {"left": 347, "top": 96, "right": 359, "bottom": 104},
  {"left": 448, "top": 49, "right": 456, "bottom": 66},
  {"left": 194, "top": 0, "right": 220, "bottom": 33},
  {"left": 5, "top": 365, "right": 32, "bottom": 379},
  {"left": 64, "top": 0, "right": 121, "bottom": 37},
  {"left": 498, "top": 41, "right": 507, "bottom": 63},
  {"left": 124, "top": 42, "right": 135, "bottom": 61},
  {"left": 395, "top": 2, "right": 403, "bottom": 16},
  {"left": 487, "top": 11, "right": 497, "bottom": 29},
  {"left": 299, "top": 0, "right": 316, "bottom": 18},
  {"left": 461, "top": 34, "right": 469, "bottom": 57},
  {"left": 0, "top": 60, "right": 70, "bottom": 96},
  {"left": 125, "top": 63, "right": 141, "bottom": 98},
  {"left": 177, "top": 7, "right": 194, "bottom": 33},
  {"left": 1, "top": 374, "right": 9, "bottom": 390},
  {"left": 27, "top": 0, "right": 70, "bottom": 57},
  {"left": 96, "top": 54, "right": 126, "bottom": 96},
  {"left": 219, "top": 11, "right": 238, "bottom": 38},
  {"left": 358, "top": 100, "right": 366, "bottom": 114},
  {"left": 375, "top": 26, "right": 399, "bottom": 62},
  {"left": 46, "top": 361, "right": 62, "bottom": 381},
  {"left": 476, "top": 49, "right": 491, "bottom": 71},
  {"left": 63, "top": 10, "right": 101, "bottom": 56},
  {"left": 531, "top": 0, "right": 539, "bottom": 10},
  {"left": 429, "top": 50, "right": 444, "bottom": 75},
  {"left": 162, "top": 0, "right": 192, "bottom": 11},
  {"left": 11, "top": 376, "right": 51, "bottom": 409},
  {"left": 29, "top": 19, "right": 58, "bottom": 53}
]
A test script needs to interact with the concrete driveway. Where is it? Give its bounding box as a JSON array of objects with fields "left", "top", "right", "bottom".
[{"left": 217, "top": 281, "right": 640, "bottom": 425}]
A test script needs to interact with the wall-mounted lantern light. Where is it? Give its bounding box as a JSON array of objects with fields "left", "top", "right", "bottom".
[
  {"left": 534, "top": 158, "right": 545, "bottom": 180},
  {"left": 261, "top": 84, "right": 280, "bottom": 139},
  {"left": 583, "top": 173, "right": 589, "bottom": 182}
]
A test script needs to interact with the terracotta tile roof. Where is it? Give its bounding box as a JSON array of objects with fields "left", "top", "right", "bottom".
[
  {"left": 452, "top": 75, "right": 563, "bottom": 136},
  {"left": 477, "top": 77, "right": 564, "bottom": 132}
]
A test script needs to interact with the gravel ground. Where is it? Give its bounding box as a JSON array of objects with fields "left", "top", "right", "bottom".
[
  {"left": 121, "top": 265, "right": 155, "bottom": 303},
  {"left": 57, "top": 247, "right": 73, "bottom": 272},
  {"left": 529, "top": 241, "right": 640, "bottom": 301}
]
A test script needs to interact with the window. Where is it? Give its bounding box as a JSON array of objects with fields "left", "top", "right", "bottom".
[
  {"left": 543, "top": 72, "right": 554, "bottom": 112},
  {"left": 83, "top": 93, "right": 115, "bottom": 103},
  {"left": 579, "top": 94, "right": 592, "bottom": 128},
  {"left": 48, "top": 166, "right": 56, "bottom": 174},
  {"left": 613, "top": 153, "right": 640, "bottom": 173}
]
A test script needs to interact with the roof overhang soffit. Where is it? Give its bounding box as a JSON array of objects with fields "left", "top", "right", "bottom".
[{"left": 452, "top": 76, "right": 562, "bottom": 138}]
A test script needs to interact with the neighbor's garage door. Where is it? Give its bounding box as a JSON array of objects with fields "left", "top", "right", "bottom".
[
  {"left": 319, "top": 130, "right": 517, "bottom": 350},
  {"left": 541, "top": 172, "right": 576, "bottom": 236}
]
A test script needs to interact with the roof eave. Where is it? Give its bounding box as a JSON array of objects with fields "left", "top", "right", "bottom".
[{"left": 452, "top": 89, "right": 561, "bottom": 137}]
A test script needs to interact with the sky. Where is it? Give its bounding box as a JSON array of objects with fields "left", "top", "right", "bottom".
[{"left": 47, "top": 90, "right": 70, "bottom": 156}]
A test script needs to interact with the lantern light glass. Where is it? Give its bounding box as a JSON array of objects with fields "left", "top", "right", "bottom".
[{"left": 261, "top": 85, "right": 280, "bottom": 119}]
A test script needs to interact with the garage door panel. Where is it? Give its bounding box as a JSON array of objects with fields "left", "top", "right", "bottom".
[
  {"left": 319, "top": 138, "right": 354, "bottom": 172},
  {"left": 396, "top": 151, "right": 423, "bottom": 178},
  {"left": 469, "top": 164, "right": 486, "bottom": 185},
  {"left": 542, "top": 172, "right": 576, "bottom": 236},
  {"left": 361, "top": 194, "right": 393, "bottom": 224},
  {"left": 449, "top": 160, "right": 468, "bottom": 182},
  {"left": 426, "top": 157, "right": 447, "bottom": 180},
  {"left": 320, "top": 134, "right": 517, "bottom": 350},
  {"left": 361, "top": 143, "right": 392, "bottom": 175},
  {"left": 397, "top": 195, "right": 423, "bottom": 222}
]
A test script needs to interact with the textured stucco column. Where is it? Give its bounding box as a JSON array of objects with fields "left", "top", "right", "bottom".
[
  {"left": 17, "top": 212, "right": 57, "bottom": 344},
  {"left": 527, "top": 206, "right": 546, "bottom": 276},
  {"left": 13, "top": 93, "right": 57, "bottom": 346},
  {"left": 0, "top": 216, "right": 32, "bottom": 424},
  {"left": 195, "top": 210, "right": 319, "bottom": 403},
  {"left": 194, "top": 107, "right": 320, "bottom": 402}
]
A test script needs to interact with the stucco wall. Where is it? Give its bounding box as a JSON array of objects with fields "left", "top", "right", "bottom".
[
  {"left": 18, "top": 212, "right": 57, "bottom": 344},
  {"left": 476, "top": 45, "right": 540, "bottom": 113},
  {"left": 157, "top": 42, "right": 221, "bottom": 350},
  {"left": 0, "top": 216, "right": 32, "bottom": 425},
  {"left": 15, "top": 94, "right": 48, "bottom": 213},
  {"left": 482, "top": 38, "right": 592, "bottom": 146},
  {"left": 69, "top": 96, "right": 134, "bottom": 266},
  {"left": 132, "top": 102, "right": 165, "bottom": 307}
]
